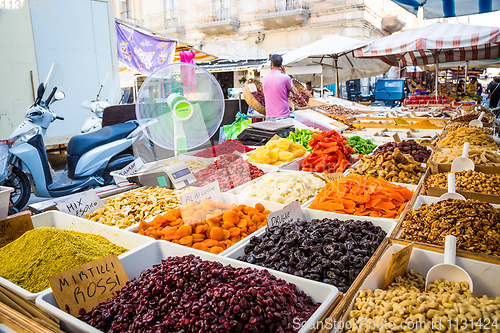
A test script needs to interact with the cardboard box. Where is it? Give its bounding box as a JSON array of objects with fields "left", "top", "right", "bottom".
[{"left": 422, "top": 167, "right": 500, "bottom": 204}]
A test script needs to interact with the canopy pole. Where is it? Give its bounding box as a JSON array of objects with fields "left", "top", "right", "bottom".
[
  {"left": 334, "top": 57, "right": 340, "bottom": 98},
  {"left": 321, "top": 71, "right": 324, "bottom": 98},
  {"left": 464, "top": 60, "right": 469, "bottom": 93},
  {"left": 435, "top": 51, "right": 440, "bottom": 99},
  {"left": 456, "top": 66, "right": 460, "bottom": 92}
]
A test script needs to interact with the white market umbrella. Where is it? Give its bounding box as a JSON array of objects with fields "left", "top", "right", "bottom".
[
  {"left": 260, "top": 35, "right": 392, "bottom": 96},
  {"left": 390, "top": 0, "right": 500, "bottom": 19}
]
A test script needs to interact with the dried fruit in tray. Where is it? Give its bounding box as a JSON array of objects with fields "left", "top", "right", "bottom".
[
  {"left": 314, "top": 104, "right": 361, "bottom": 116},
  {"left": 191, "top": 154, "right": 265, "bottom": 192},
  {"left": 238, "top": 218, "right": 386, "bottom": 293},
  {"left": 350, "top": 148, "right": 425, "bottom": 185},
  {"left": 432, "top": 148, "right": 500, "bottom": 165},
  {"left": 286, "top": 129, "right": 316, "bottom": 151},
  {"left": 309, "top": 175, "right": 414, "bottom": 218},
  {"left": 85, "top": 187, "right": 193, "bottom": 229},
  {"left": 248, "top": 138, "right": 306, "bottom": 165},
  {"left": 347, "top": 136, "right": 377, "bottom": 155},
  {"left": 80, "top": 255, "right": 320, "bottom": 332},
  {"left": 193, "top": 139, "right": 254, "bottom": 158},
  {"left": 301, "top": 130, "right": 357, "bottom": 173},
  {"left": 401, "top": 199, "right": 500, "bottom": 256},
  {"left": 237, "top": 172, "right": 326, "bottom": 204},
  {"left": 425, "top": 170, "right": 500, "bottom": 196},
  {"left": 251, "top": 91, "right": 265, "bottom": 106},
  {"left": 134, "top": 199, "right": 270, "bottom": 254},
  {"left": 436, "top": 126, "right": 499, "bottom": 150},
  {"left": 373, "top": 140, "right": 431, "bottom": 163},
  {"left": 450, "top": 109, "right": 495, "bottom": 124}
]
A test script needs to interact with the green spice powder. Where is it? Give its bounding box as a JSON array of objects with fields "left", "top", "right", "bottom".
[{"left": 0, "top": 227, "right": 128, "bottom": 293}]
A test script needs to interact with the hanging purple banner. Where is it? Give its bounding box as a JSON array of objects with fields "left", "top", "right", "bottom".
[{"left": 116, "top": 21, "right": 176, "bottom": 75}]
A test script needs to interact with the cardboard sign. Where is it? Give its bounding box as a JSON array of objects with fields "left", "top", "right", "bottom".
[
  {"left": 48, "top": 254, "right": 128, "bottom": 317},
  {"left": 322, "top": 172, "right": 343, "bottom": 183},
  {"left": 269, "top": 134, "right": 281, "bottom": 141},
  {"left": 115, "top": 158, "right": 145, "bottom": 177},
  {"left": 382, "top": 243, "right": 414, "bottom": 289},
  {"left": 392, "top": 132, "right": 402, "bottom": 143},
  {"left": 56, "top": 190, "right": 104, "bottom": 218},
  {"left": 267, "top": 201, "right": 302, "bottom": 228},
  {"left": 0, "top": 211, "right": 34, "bottom": 248},
  {"left": 181, "top": 181, "right": 223, "bottom": 206}
]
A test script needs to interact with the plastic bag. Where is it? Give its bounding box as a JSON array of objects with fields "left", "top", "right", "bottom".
[{"left": 222, "top": 112, "right": 251, "bottom": 141}]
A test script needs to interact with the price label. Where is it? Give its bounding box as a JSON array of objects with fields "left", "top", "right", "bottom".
[
  {"left": 322, "top": 172, "right": 343, "bottom": 183},
  {"left": 269, "top": 134, "right": 281, "bottom": 141},
  {"left": 382, "top": 243, "right": 413, "bottom": 289},
  {"left": 392, "top": 132, "right": 402, "bottom": 143},
  {"left": 181, "top": 181, "right": 223, "bottom": 206},
  {"left": 48, "top": 254, "right": 129, "bottom": 317},
  {"left": 266, "top": 201, "right": 302, "bottom": 228},
  {"left": 56, "top": 190, "right": 104, "bottom": 218},
  {"left": 0, "top": 211, "right": 34, "bottom": 248},
  {"left": 115, "top": 158, "right": 145, "bottom": 177}
]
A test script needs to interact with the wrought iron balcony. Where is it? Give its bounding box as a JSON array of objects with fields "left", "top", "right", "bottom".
[{"left": 255, "top": 0, "right": 310, "bottom": 29}]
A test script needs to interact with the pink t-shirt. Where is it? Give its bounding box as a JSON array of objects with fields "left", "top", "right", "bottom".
[{"left": 262, "top": 69, "right": 292, "bottom": 118}]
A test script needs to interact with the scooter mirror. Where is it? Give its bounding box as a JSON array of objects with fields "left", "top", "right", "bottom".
[
  {"left": 54, "top": 91, "right": 65, "bottom": 101},
  {"left": 36, "top": 83, "right": 45, "bottom": 104}
]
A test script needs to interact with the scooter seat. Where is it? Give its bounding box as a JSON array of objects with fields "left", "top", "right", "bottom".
[{"left": 67, "top": 121, "right": 138, "bottom": 156}]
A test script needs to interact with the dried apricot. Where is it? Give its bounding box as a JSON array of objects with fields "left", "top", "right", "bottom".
[
  {"left": 178, "top": 225, "right": 192, "bottom": 238},
  {"left": 202, "top": 239, "right": 218, "bottom": 247},
  {"left": 180, "top": 236, "right": 193, "bottom": 245},
  {"left": 195, "top": 225, "right": 208, "bottom": 234},
  {"left": 192, "top": 242, "right": 208, "bottom": 252},
  {"left": 210, "top": 227, "right": 224, "bottom": 241},
  {"left": 222, "top": 221, "right": 235, "bottom": 229},
  {"left": 255, "top": 203, "right": 265, "bottom": 213},
  {"left": 229, "top": 227, "right": 241, "bottom": 237},
  {"left": 222, "top": 210, "right": 239, "bottom": 224},
  {"left": 237, "top": 220, "right": 247, "bottom": 228},
  {"left": 210, "top": 246, "right": 224, "bottom": 255},
  {"left": 222, "top": 229, "right": 231, "bottom": 240},
  {"left": 192, "top": 234, "right": 205, "bottom": 241}
]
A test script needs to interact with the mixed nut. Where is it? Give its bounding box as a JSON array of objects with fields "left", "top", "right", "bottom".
[
  {"left": 400, "top": 199, "right": 500, "bottom": 256},
  {"left": 238, "top": 218, "right": 386, "bottom": 293},
  {"left": 373, "top": 140, "right": 432, "bottom": 163},
  {"left": 425, "top": 170, "right": 500, "bottom": 196},
  {"left": 347, "top": 269, "right": 500, "bottom": 333},
  {"left": 350, "top": 148, "right": 425, "bottom": 185}
]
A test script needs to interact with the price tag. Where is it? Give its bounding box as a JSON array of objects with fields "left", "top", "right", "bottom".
[
  {"left": 115, "top": 158, "right": 145, "bottom": 177},
  {"left": 48, "top": 254, "right": 129, "bottom": 317},
  {"left": 322, "top": 172, "right": 343, "bottom": 183},
  {"left": 181, "top": 181, "right": 222, "bottom": 206},
  {"left": 266, "top": 201, "right": 302, "bottom": 228},
  {"left": 269, "top": 134, "right": 281, "bottom": 141},
  {"left": 56, "top": 190, "right": 104, "bottom": 218},
  {"left": 382, "top": 243, "right": 413, "bottom": 289},
  {"left": 247, "top": 83, "right": 258, "bottom": 93},
  {"left": 0, "top": 211, "right": 34, "bottom": 248},
  {"left": 392, "top": 132, "right": 402, "bottom": 143}
]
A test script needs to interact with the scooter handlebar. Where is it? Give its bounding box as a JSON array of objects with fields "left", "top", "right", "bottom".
[{"left": 56, "top": 115, "right": 64, "bottom": 120}]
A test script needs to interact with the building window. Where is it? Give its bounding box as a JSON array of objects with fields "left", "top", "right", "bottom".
[
  {"left": 121, "top": 0, "right": 131, "bottom": 19},
  {"left": 212, "top": 0, "right": 231, "bottom": 20}
]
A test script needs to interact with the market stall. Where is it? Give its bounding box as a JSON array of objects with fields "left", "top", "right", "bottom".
[{"left": 3, "top": 55, "right": 500, "bottom": 333}]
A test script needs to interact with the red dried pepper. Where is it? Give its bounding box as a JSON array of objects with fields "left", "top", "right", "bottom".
[{"left": 301, "top": 130, "right": 356, "bottom": 173}]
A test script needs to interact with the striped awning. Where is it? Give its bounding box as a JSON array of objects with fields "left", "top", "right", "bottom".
[
  {"left": 390, "top": 0, "right": 500, "bottom": 19},
  {"left": 173, "top": 42, "right": 217, "bottom": 63},
  {"left": 355, "top": 22, "right": 500, "bottom": 67}
]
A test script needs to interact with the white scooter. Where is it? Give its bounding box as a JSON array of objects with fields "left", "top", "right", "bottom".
[
  {"left": 80, "top": 88, "right": 108, "bottom": 133},
  {"left": 0, "top": 62, "right": 142, "bottom": 211}
]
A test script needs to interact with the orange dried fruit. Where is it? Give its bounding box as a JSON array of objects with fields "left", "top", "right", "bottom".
[
  {"left": 192, "top": 242, "right": 208, "bottom": 252},
  {"left": 223, "top": 211, "right": 239, "bottom": 224},
  {"left": 192, "top": 234, "right": 205, "bottom": 241},
  {"left": 222, "top": 221, "right": 235, "bottom": 229},
  {"left": 210, "top": 246, "right": 224, "bottom": 255},
  {"left": 222, "top": 229, "right": 231, "bottom": 240},
  {"left": 237, "top": 220, "right": 247, "bottom": 228},
  {"left": 180, "top": 236, "right": 193, "bottom": 245},
  {"left": 202, "top": 239, "right": 218, "bottom": 247},
  {"left": 195, "top": 225, "right": 208, "bottom": 234},
  {"left": 178, "top": 225, "right": 192, "bottom": 238},
  {"left": 255, "top": 203, "right": 265, "bottom": 213},
  {"left": 230, "top": 235, "right": 241, "bottom": 243},
  {"left": 229, "top": 227, "right": 241, "bottom": 237}
]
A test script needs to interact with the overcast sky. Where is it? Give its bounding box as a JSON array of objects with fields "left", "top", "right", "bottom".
[{"left": 466, "top": 11, "right": 500, "bottom": 27}]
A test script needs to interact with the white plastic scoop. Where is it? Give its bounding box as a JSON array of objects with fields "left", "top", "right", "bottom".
[
  {"left": 439, "top": 173, "right": 466, "bottom": 201},
  {"left": 461, "top": 109, "right": 465, "bottom": 117},
  {"left": 469, "top": 111, "right": 485, "bottom": 127},
  {"left": 451, "top": 142, "right": 475, "bottom": 172},
  {"left": 425, "top": 235, "right": 473, "bottom": 291}
]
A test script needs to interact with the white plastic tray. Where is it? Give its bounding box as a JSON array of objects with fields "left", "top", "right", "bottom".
[
  {"left": 0, "top": 186, "right": 13, "bottom": 220},
  {"left": 36, "top": 240, "right": 340, "bottom": 333},
  {"left": 126, "top": 193, "right": 286, "bottom": 256},
  {"left": 0, "top": 211, "right": 153, "bottom": 301},
  {"left": 224, "top": 208, "right": 398, "bottom": 261},
  {"left": 337, "top": 242, "right": 500, "bottom": 333}
]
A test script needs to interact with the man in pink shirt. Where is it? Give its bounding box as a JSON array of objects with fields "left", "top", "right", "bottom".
[{"left": 262, "top": 54, "right": 292, "bottom": 121}]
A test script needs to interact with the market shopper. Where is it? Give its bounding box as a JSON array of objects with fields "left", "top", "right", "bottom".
[
  {"left": 457, "top": 79, "right": 465, "bottom": 93},
  {"left": 262, "top": 54, "right": 292, "bottom": 121},
  {"left": 306, "top": 82, "right": 316, "bottom": 94},
  {"left": 466, "top": 77, "right": 479, "bottom": 94},
  {"left": 487, "top": 77, "right": 500, "bottom": 108}
]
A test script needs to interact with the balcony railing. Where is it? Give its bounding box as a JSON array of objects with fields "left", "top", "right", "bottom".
[
  {"left": 257, "top": 0, "right": 309, "bottom": 14},
  {"left": 196, "top": 0, "right": 237, "bottom": 23}
]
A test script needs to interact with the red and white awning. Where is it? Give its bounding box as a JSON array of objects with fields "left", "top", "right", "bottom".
[{"left": 355, "top": 22, "right": 500, "bottom": 67}]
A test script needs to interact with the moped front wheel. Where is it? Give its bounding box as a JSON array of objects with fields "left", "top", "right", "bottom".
[{"left": 5, "top": 167, "right": 31, "bottom": 212}]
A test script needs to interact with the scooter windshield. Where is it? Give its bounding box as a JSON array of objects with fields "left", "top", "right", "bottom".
[
  {"left": 41, "top": 61, "right": 65, "bottom": 103},
  {"left": 99, "top": 71, "right": 120, "bottom": 104}
]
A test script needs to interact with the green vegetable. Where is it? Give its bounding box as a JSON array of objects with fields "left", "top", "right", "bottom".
[
  {"left": 347, "top": 136, "right": 377, "bottom": 155},
  {"left": 287, "top": 129, "right": 316, "bottom": 151}
]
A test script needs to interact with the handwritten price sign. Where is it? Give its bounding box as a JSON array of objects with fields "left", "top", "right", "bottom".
[{"left": 56, "top": 190, "right": 104, "bottom": 218}]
